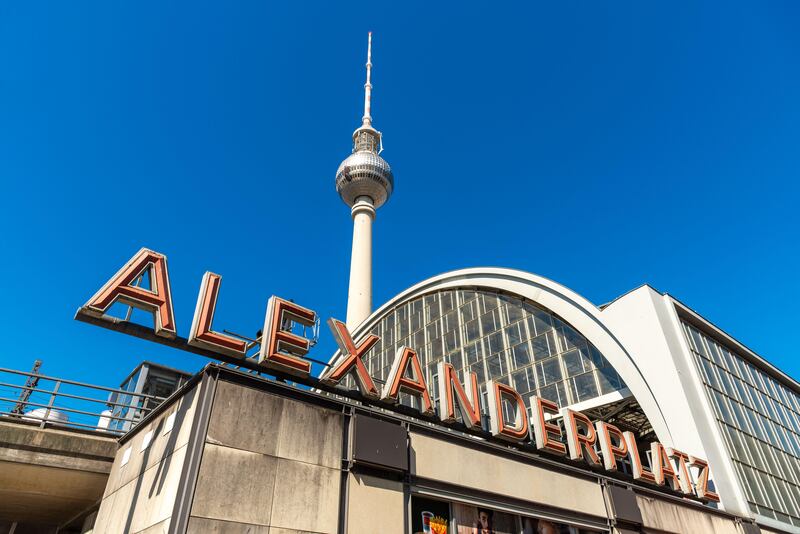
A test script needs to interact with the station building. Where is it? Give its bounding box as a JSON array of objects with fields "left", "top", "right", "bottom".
[
  {"left": 3, "top": 34, "right": 797, "bottom": 534},
  {"left": 82, "top": 267, "right": 800, "bottom": 534},
  {"left": 88, "top": 33, "right": 800, "bottom": 534}
]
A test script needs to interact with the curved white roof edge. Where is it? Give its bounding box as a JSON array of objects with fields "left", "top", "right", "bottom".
[{"left": 335, "top": 267, "right": 675, "bottom": 444}]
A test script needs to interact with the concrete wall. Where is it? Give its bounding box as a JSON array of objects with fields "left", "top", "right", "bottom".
[
  {"left": 92, "top": 382, "right": 199, "bottom": 533},
  {"left": 410, "top": 431, "right": 608, "bottom": 520},
  {"left": 87, "top": 367, "right": 764, "bottom": 534},
  {"left": 0, "top": 422, "right": 117, "bottom": 529},
  {"left": 346, "top": 473, "right": 404, "bottom": 534},
  {"left": 187, "top": 380, "right": 343, "bottom": 534}
]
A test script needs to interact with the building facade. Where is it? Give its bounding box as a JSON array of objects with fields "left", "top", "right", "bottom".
[
  {"left": 322, "top": 268, "right": 800, "bottom": 534},
  {"left": 77, "top": 266, "right": 798, "bottom": 534},
  {"left": 87, "top": 363, "right": 762, "bottom": 534}
]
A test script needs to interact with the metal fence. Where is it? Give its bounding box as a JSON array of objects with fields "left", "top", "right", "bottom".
[{"left": 0, "top": 367, "right": 165, "bottom": 435}]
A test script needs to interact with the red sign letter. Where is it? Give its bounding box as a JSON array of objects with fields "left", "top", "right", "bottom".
[
  {"left": 595, "top": 421, "right": 628, "bottom": 471},
  {"left": 530, "top": 396, "right": 566, "bottom": 455},
  {"left": 487, "top": 381, "right": 530, "bottom": 442},
  {"left": 562, "top": 408, "right": 601, "bottom": 466},
  {"left": 667, "top": 448, "right": 694, "bottom": 495},
  {"left": 689, "top": 455, "right": 721, "bottom": 502},
  {"left": 437, "top": 362, "right": 482, "bottom": 430},
  {"left": 381, "top": 347, "right": 434, "bottom": 415},
  {"left": 624, "top": 432, "right": 657, "bottom": 484},
  {"left": 258, "top": 296, "right": 316, "bottom": 377},
  {"left": 83, "top": 248, "right": 176, "bottom": 338},
  {"left": 188, "top": 272, "right": 247, "bottom": 358},
  {"left": 321, "top": 318, "right": 380, "bottom": 398},
  {"left": 651, "top": 442, "right": 681, "bottom": 490}
]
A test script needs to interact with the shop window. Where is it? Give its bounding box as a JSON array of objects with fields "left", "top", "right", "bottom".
[
  {"left": 411, "top": 495, "right": 606, "bottom": 533},
  {"left": 411, "top": 496, "right": 450, "bottom": 534}
]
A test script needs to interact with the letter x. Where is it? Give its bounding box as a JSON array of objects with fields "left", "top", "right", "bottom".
[{"left": 324, "top": 318, "right": 380, "bottom": 398}]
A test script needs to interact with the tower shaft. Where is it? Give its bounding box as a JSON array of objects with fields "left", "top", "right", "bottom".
[{"left": 346, "top": 198, "right": 375, "bottom": 328}]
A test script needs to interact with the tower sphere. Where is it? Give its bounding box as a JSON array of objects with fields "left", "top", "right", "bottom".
[{"left": 335, "top": 126, "right": 394, "bottom": 209}]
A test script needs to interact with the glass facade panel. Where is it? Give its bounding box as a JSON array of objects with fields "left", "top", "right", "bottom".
[
  {"left": 347, "top": 288, "right": 627, "bottom": 423},
  {"left": 683, "top": 322, "right": 800, "bottom": 526}
]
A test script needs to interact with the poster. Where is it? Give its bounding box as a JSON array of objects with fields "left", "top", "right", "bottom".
[
  {"left": 413, "top": 495, "right": 591, "bottom": 534},
  {"left": 454, "top": 503, "right": 578, "bottom": 534},
  {"left": 453, "top": 503, "right": 516, "bottom": 534},
  {"left": 412, "top": 496, "right": 450, "bottom": 534},
  {"left": 519, "top": 516, "right": 574, "bottom": 534}
]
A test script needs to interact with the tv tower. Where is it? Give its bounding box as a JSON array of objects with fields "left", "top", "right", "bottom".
[{"left": 335, "top": 32, "right": 394, "bottom": 329}]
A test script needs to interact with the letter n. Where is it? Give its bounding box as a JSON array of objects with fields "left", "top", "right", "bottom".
[{"left": 437, "top": 362, "right": 481, "bottom": 430}]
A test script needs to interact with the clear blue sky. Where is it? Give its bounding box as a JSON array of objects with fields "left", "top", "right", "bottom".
[{"left": 1, "top": 2, "right": 798, "bottom": 389}]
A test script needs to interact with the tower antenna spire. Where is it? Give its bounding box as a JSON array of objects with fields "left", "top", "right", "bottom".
[{"left": 362, "top": 31, "right": 373, "bottom": 127}]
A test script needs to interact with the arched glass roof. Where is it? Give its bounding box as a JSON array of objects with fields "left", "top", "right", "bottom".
[{"left": 348, "top": 287, "right": 629, "bottom": 419}]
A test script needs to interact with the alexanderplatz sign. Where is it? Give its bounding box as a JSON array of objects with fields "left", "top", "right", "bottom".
[{"left": 75, "top": 248, "right": 720, "bottom": 504}]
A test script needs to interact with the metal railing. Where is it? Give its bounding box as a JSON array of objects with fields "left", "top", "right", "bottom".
[{"left": 0, "top": 367, "right": 166, "bottom": 435}]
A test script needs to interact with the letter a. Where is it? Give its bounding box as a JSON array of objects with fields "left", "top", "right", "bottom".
[
  {"left": 82, "top": 248, "right": 176, "bottom": 338},
  {"left": 382, "top": 347, "right": 434, "bottom": 415}
]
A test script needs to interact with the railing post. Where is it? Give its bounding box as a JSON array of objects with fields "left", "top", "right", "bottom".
[
  {"left": 0, "top": 367, "right": 168, "bottom": 434},
  {"left": 41, "top": 381, "right": 60, "bottom": 429}
]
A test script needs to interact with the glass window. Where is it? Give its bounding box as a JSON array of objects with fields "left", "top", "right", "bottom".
[
  {"left": 561, "top": 325, "right": 584, "bottom": 351},
  {"left": 471, "top": 361, "right": 486, "bottom": 384},
  {"left": 480, "top": 310, "right": 497, "bottom": 334},
  {"left": 444, "top": 330, "right": 460, "bottom": 352},
  {"left": 431, "top": 338, "right": 444, "bottom": 359},
  {"left": 505, "top": 323, "right": 523, "bottom": 346},
  {"left": 528, "top": 309, "right": 552, "bottom": 336},
  {"left": 538, "top": 384, "right": 559, "bottom": 405},
  {"left": 701, "top": 358, "right": 721, "bottom": 390},
  {"left": 573, "top": 372, "right": 599, "bottom": 402},
  {"left": 413, "top": 330, "right": 425, "bottom": 350},
  {"left": 443, "top": 310, "right": 458, "bottom": 333},
  {"left": 511, "top": 342, "right": 531, "bottom": 369},
  {"left": 729, "top": 399, "right": 751, "bottom": 431},
  {"left": 465, "top": 342, "right": 481, "bottom": 365},
  {"left": 487, "top": 353, "right": 507, "bottom": 379},
  {"left": 712, "top": 390, "right": 734, "bottom": 425},
  {"left": 440, "top": 292, "right": 455, "bottom": 312},
  {"left": 482, "top": 293, "right": 498, "bottom": 312},
  {"left": 562, "top": 350, "right": 584, "bottom": 377},
  {"left": 410, "top": 496, "right": 449, "bottom": 533},
  {"left": 597, "top": 367, "right": 622, "bottom": 395},
  {"left": 531, "top": 332, "right": 552, "bottom": 361},
  {"left": 513, "top": 369, "right": 530, "bottom": 395},
  {"left": 448, "top": 350, "right": 463, "bottom": 372},
  {"left": 464, "top": 319, "right": 481, "bottom": 343},
  {"left": 459, "top": 300, "right": 476, "bottom": 323},
  {"left": 685, "top": 315, "right": 800, "bottom": 523},
  {"left": 538, "top": 357, "right": 562, "bottom": 385},
  {"left": 487, "top": 331, "right": 505, "bottom": 355}
]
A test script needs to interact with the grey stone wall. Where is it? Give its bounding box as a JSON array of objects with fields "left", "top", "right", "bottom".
[
  {"left": 187, "top": 381, "right": 343, "bottom": 534},
  {"left": 92, "top": 383, "right": 199, "bottom": 533},
  {"left": 87, "top": 367, "right": 758, "bottom": 534}
]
